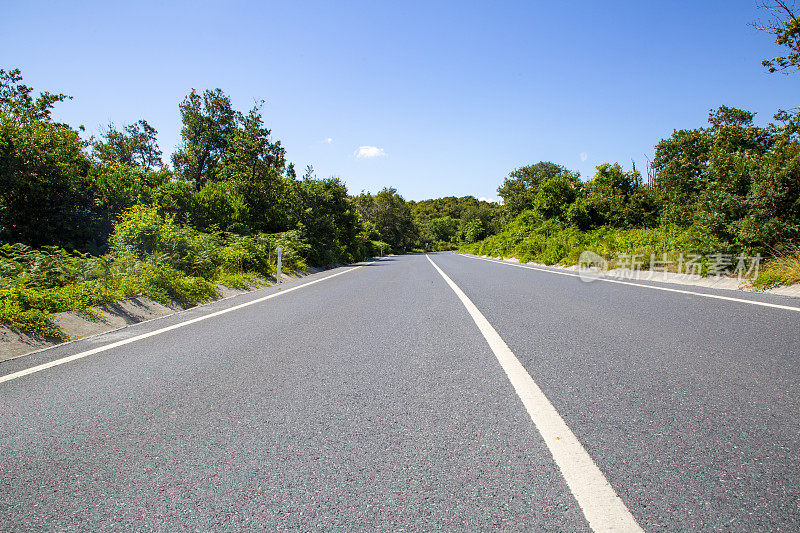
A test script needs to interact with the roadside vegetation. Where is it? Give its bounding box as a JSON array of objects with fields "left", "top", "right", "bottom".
[
  {"left": 462, "top": 3, "right": 800, "bottom": 289},
  {"left": 0, "top": 207, "right": 309, "bottom": 339},
  {"left": 751, "top": 248, "right": 800, "bottom": 289},
  {"left": 461, "top": 110, "right": 800, "bottom": 287},
  {"left": 0, "top": 68, "right": 493, "bottom": 338},
  {"left": 1, "top": 2, "right": 798, "bottom": 339}
]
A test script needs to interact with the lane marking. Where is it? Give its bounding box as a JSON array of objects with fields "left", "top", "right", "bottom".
[
  {"left": 460, "top": 254, "right": 800, "bottom": 313},
  {"left": 0, "top": 265, "right": 365, "bottom": 384},
  {"left": 427, "top": 255, "right": 643, "bottom": 533}
]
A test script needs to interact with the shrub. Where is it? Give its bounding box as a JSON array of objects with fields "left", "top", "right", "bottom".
[
  {"left": 752, "top": 246, "right": 800, "bottom": 289},
  {"left": 460, "top": 209, "right": 706, "bottom": 269},
  {"left": 117, "top": 258, "right": 218, "bottom": 306},
  {"left": 216, "top": 272, "right": 265, "bottom": 290}
]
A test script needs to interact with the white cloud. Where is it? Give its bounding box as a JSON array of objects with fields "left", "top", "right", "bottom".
[
  {"left": 354, "top": 146, "right": 387, "bottom": 159},
  {"left": 478, "top": 197, "right": 498, "bottom": 204},
  {"left": 325, "top": 137, "right": 333, "bottom": 144},
  {"left": 580, "top": 152, "right": 588, "bottom": 162}
]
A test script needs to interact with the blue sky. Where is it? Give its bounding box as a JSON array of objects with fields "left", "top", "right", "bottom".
[{"left": 2, "top": 1, "right": 798, "bottom": 201}]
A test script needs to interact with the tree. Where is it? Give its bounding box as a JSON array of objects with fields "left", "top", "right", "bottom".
[
  {"left": 458, "top": 203, "right": 502, "bottom": 238},
  {"left": 171, "top": 89, "right": 237, "bottom": 189},
  {"left": 151, "top": 179, "right": 196, "bottom": 224},
  {"left": 532, "top": 171, "right": 583, "bottom": 221},
  {"left": 653, "top": 106, "right": 774, "bottom": 227},
  {"left": 0, "top": 68, "right": 69, "bottom": 121},
  {"left": 91, "top": 120, "right": 163, "bottom": 171},
  {"left": 354, "top": 188, "right": 417, "bottom": 250},
  {"left": 738, "top": 135, "right": 800, "bottom": 251},
  {"left": 0, "top": 68, "right": 95, "bottom": 250},
  {"left": 87, "top": 163, "right": 171, "bottom": 245},
  {"left": 427, "top": 216, "right": 459, "bottom": 243},
  {"left": 458, "top": 218, "right": 486, "bottom": 244},
  {"left": 217, "top": 102, "right": 286, "bottom": 184},
  {"left": 192, "top": 180, "right": 251, "bottom": 233},
  {"left": 297, "top": 177, "right": 360, "bottom": 264},
  {"left": 410, "top": 196, "right": 501, "bottom": 236},
  {"left": 652, "top": 128, "right": 711, "bottom": 224},
  {"left": 216, "top": 102, "right": 290, "bottom": 233},
  {"left": 497, "top": 162, "right": 570, "bottom": 217},
  {"left": 584, "top": 163, "right": 657, "bottom": 228},
  {"left": 695, "top": 108, "right": 775, "bottom": 246},
  {"left": 754, "top": 0, "right": 800, "bottom": 73}
]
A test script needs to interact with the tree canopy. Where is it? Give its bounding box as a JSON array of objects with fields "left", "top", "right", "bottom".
[
  {"left": 497, "top": 162, "right": 571, "bottom": 217},
  {"left": 755, "top": 0, "right": 800, "bottom": 73}
]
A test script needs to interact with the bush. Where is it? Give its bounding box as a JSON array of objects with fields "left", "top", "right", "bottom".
[
  {"left": 0, "top": 296, "right": 65, "bottom": 339},
  {"left": 0, "top": 206, "right": 318, "bottom": 337},
  {"left": 118, "top": 259, "right": 218, "bottom": 306},
  {"left": 216, "top": 272, "right": 265, "bottom": 290},
  {"left": 752, "top": 246, "right": 800, "bottom": 289},
  {"left": 460, "top": 209, "right": 706, "bottom": 268}
]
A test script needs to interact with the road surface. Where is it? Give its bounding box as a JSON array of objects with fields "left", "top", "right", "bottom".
[{"left": 1, "top": 252, "right": 798, "bottom": 531}]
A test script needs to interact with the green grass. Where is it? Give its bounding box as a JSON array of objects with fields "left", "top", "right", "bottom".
[
  {"left": 216, "top": 271, "right": 268, "bottom": 290},
  {"left": 751, "top": 247, "right": 800, "bottom": 290},
  {"left": 0, "top": 258, "right": 225, "bottom": 340}
]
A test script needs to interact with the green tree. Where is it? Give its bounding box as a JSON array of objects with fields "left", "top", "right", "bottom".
[
  {"left": 91, "top": 120, "right": 163, "bottom": 170},
  {"left": 738, "top": 132, "right": 800, "bottom": 250},
  {"left": 0, "top": 68, "right": 69, "bottom": 121},
  {"left": 427, "top": 216, "right": 459, "bottom": 243},
  {"left": 458, "top": 218, "right": 486, "bottom": 244},
  {"left": 354, "top": 188, "right": 417, "bottom": 250},
  {"left": 297, "top": 176, "right": 360, "bottom": 264},
  {"left": 652, "top": 128, "right": 711, "bottom": 224},
  {"left": 216, "top": 102, "right": 290, "bottom": 233},
  {"left": 0, "top": 68, "right": 94, "bottom": 250},
  {"left": 87, "top": 163, "right": 171, "bottom": 246},
  {"left": 497, "top": 162, "right": 570, "bottom": 217},
  {"left": 217, "top": 102, "right": 286, "bottom": 184},
  {"left": 694, "top": 107, "right": 775, "bottom": 246},
  {"left": 754, "top": 0, "right": 800, "bottom": 73},
  {"left": 151, "top": 179, "right": 196, "bottom": 224},
  {"left": 653, "top": 106, "right": 774, "bottom": 228},
  {"left": 584, "top": 163, "right": 657, "bottom": 228},
  {"left": 532, "top": 171, "right": 583, "bottom": 221},
  {"left": 410, "top": 196, "right": 502, "bottom": 246},
  {"left": 171, "top": 89, "right": 237, "bottom": 189},
  {"left": 458, "top": 203, "right": 502, "bottom": 237},
  {"left": 192, "top": 180, "right": 251, "bottom": 234}
]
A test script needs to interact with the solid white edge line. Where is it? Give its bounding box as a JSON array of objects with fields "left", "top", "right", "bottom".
[
  {"left": 0, "top": 265, "right": 365, "bottom": 384},
  {"left": 461, "top": 254, "right": 800, "bottom": 313},
  {"left": 426, "top": 254, "right": 643, "bottom": 533}
]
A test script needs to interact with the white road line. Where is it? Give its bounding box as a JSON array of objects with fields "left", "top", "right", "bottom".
[
  {"left": 461, "top": 254, "right": 800, "bottom": 313},
  {"left": 427, "top": 255, "right": 643, "bottom": 533},
  {"left": 0, "top": 265, "right": 365, "bottom": 384}
]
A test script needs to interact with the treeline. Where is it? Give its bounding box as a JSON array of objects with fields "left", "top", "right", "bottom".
[
  {"left": 462, "top": 105, "right": 800, "bottom": 283},
  {"left": 409, "top": 196, "right": 502, "bottom": 248},
  {"left": 1, "top": 70, "right": 364, "bottom": 263},
  {"left": 0, "top": 68, "right": 496, "bottom": 261},
  {"left": 463, "top": 2, "right": 800, "bottom": 282},
  {"left": 494, "top": 106, "right": 798, "bottom": 252},
  {"left": 0, "top": 67, "right": 497, "bottom": 336}
]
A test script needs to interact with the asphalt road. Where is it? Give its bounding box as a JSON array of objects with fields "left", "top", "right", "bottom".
[{"left": 1, "top": 252, "right": 798, "bottom": 531}]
